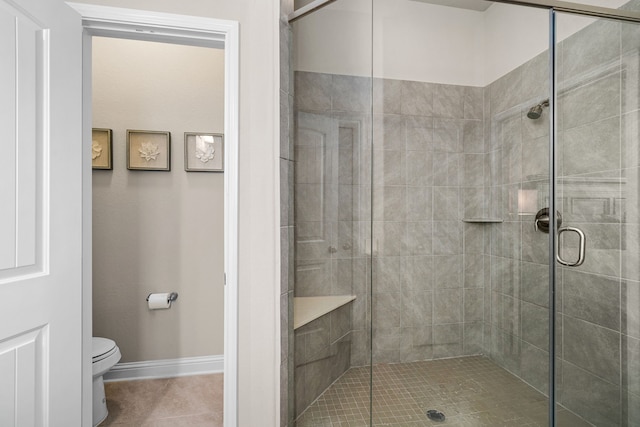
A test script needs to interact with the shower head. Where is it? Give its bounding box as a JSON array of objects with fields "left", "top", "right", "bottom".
[{"left": 527, "top": 99, "right": 549, "bottom": 120}]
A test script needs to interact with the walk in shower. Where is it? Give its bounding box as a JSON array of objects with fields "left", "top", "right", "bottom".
[{"left": 283, "top": 0, "right": 640, "bottom": 425}]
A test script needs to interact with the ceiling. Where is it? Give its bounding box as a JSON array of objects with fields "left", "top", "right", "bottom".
[{"left": 411, "top": 0, "right": 493, "bottom": 12}]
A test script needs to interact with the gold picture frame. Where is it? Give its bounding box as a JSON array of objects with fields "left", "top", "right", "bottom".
[
  {"left": 127, "top": 130, "right": 171, "bottom": 171},
  {"left": 92, "top": 128, "right": 113, "bottom": 170}
]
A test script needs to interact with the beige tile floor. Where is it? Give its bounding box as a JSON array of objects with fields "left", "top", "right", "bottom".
[
  {"left": 100, "top": 373, "right": 223, "bottom": 426},
  {"left": 296, "top": 356, "right": 592, "bottom": 427}
]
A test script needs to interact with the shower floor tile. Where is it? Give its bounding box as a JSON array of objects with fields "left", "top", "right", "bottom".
[
  {"left": 101, "top": 373, "right": 223, "bottom": 426},
  {"left": 295, "top": 356, "right": 591, "bottom": 427}
]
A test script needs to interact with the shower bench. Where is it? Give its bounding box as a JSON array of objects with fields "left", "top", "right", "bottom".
[{"left": 293, "top": 295, "right": 356, "bottom": 330}]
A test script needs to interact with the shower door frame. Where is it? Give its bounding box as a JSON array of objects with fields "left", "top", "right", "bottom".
[{"left": 288, "top": 0, "right": 640, "bottom": 23}]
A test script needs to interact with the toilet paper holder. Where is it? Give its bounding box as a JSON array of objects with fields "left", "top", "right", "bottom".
[{"left": 146, "top": 292, "right": 179, "bottom": 304}]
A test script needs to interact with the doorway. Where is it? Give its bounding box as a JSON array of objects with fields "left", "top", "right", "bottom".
[
  {"left": 92, "top": 36, "right": 224, "bottom": 424},
  {"left": 69, "top": 4, "right": 239, "bottom": 426}
]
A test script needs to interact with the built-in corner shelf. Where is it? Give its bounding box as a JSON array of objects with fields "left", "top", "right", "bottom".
[
  {"left": 462, "top": 218, "right": 503, "bottom": 223},
  {"left": 294, "top": 295, "right": 356, "bottom": 330}
]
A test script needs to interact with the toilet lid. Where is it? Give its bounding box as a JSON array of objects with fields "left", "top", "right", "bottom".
[{"left": 92, "top": 337, "right": 116, "bottom": 360}]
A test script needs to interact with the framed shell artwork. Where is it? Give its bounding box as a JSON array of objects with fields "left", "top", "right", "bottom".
[
  {"left": 127, "top": 130, "right": 171, "bottom": 171},
  {"left": 184, "top": 132, "right": 224, "bottom": 172},
  {"left": 91, "top": 128, "right": 113, "bottom": 170}
]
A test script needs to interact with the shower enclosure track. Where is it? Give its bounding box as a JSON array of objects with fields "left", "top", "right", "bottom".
[{"left": 288, "top": 0, "right": 640, "bottom": 23}]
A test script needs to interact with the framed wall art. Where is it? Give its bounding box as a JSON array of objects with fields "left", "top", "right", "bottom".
[
  {"left": 92, "top": 128, "right": 113, "bottom": 170},
  {"left": 127, "top": 130, "right": 171, "bottom": 171},
  {"left": 184, "top": 132, "right": 224, "bottom": 172}
]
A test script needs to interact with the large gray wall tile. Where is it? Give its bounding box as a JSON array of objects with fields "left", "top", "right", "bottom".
[
  {"left": 522, "top": 302, "right": 549, "bottom": 351},
  {"left": 332, "top": 75, "right": 371, "bottom": 113},
  {"left": 623, "top": 389, "right": 640, "bottom": 427},
  {"left": 560, "top": 361, "right": 621, "bottom": 427},
  {"left": 434, "top": 119, "right": 464, "bottom": 153},
  {"left": 434, "top": 255, "right": 463, "bottom": 290},
  {"left": 464, "top": 254, "right": 484, "bottom": 288},
  {"left": 623, "top": 224, "right": 640, "bottom": 282},
  {"left": 406, "top": 116, "right": 434, "bottom": 151},
  {"left": 563, "top": 270, "right": 620, "bottom": 331},
  {"left": 407, "top": 152, "right": 434, "bottom": 187},
  {"left": 622, "top": 280, "right": 640, "bottom": 339},
  {"left": 280, "top": 90, "right": 291, "bottom": 159},
  {"left": 373, "top": 292, "right": 401, "bottom": 328},
  {"left": 434, "top": 289, "right": 463, "bottom": 324},
  {"left": 295, "top": 71, "right": 331, "bottom": 112},
  {"left": 433, "top": 221, "right": 462, "bottom": 254},
  {"left": 464, "top": 288, "right": 484, "bottom": 322},
  {"left": 401, "top": 289, "right": 433, "bottom": 327},
  {"left": 373, "top": 150, "right": 406, "bottom": 186},
  {"left": 563, "top": 316, "right": 620, "bottom": 385},
  {"left": 463, "top": 322, "right": 483, "bottom": 355},
  {"left": 401, "top": 80, "right": 434, "bottom": 116},
  {"left": 433, "top": 324, "right": 463, "bottom": 358},
  {"left": 464, "top": 87, "right": 483, "bottom": 120},
  {"left": 373, "top": 222, "right": 407, "bottom": 256},
  {"left": 463, "top": 120, "right": 484, "bottom": 153},
  {"left": 374, "top": 78, "right": 402, "bottom": 114},
  {"left": 623, "top": 334, "right": 640, "bottom": 398},
  {"left": 403, "top": 256, "right": 433, "bottom": 292},
  {"left": 561, "top": 19, "right": 621, "bottom": 82},
  {"left": 562, "top": 116, "right": 620, "bottom": 178},
  {"left": 376, "top": 114, "right": 406, "bottom": 151},
  {"left": 407, "top": 222, "right": 432, "bottom": 255},
  {"left": 522, "top": 261, "right": 549, "bottom": 307},
  {"left": 520, "top": 341, "right": 549, "bottom": 395},
  {"left": 434, "top": 84, "right": 464, "bottom": 119},
  {"left": 407, "top": 187, "right": 432, "bottom": 221}
]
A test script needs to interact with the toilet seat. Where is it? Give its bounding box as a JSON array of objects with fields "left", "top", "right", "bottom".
[{"left": 92, "top": 337, "right": 117, "bottom": 363}]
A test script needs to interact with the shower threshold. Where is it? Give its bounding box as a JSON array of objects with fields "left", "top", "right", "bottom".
[{"left": 295, "top": 355, "right": 591, "bottom": 426}]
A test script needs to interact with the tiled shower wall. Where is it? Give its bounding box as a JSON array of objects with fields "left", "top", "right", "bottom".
[
  {"left": 486, "top": 12, "right": 640, "bottom": 426},
  {"left": 370, "top": 78, "right": 488, "bottom": 363},
  {"left": 279, "top": 1, "right": 295, "bottom": 425},
  {"left": 294, "top": 71, "right": 489, "bottom": 367}
]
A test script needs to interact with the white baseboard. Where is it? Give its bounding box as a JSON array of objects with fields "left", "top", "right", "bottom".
[{"left": 104, "top": 355, "right": 223, "bottom": 382}]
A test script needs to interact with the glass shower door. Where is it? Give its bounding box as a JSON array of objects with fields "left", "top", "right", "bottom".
[
  {"left": 290, "top": 1, "right": 374, "bottom": 425},
  {"left": 369, "top": 1, "right": 559, "bottom": 425},
  {"left": 554, "top": 11, "right": 640, "bottom": 426}
]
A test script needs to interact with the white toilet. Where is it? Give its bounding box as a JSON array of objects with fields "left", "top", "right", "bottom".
[{"left": 92, "top": 337, "right": 121, "bottom": 427}]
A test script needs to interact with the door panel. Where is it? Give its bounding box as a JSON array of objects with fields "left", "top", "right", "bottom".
[
  {"left": 0, "top": 327, "right": 46, "bottom": 426},
  {"left": 0, "top": 0, "right": 82, "bottom": 425},
  {"left": 556, "top": 11, "right": 640, "bottom": 427},
  {"left": 0, "top": 3, "right": 18, "bottom": 270},
  {"left": 0, "top": 1, "right": 43, "bottom": 278}
]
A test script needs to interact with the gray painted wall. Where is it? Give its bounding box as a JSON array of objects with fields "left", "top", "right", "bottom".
[{"left": 92, "top": 37, "right": 225, "bottom": 362}]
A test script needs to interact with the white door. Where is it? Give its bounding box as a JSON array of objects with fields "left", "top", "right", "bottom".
[{"left": 0, "top": 0, "right": 83, "bottom": 425}]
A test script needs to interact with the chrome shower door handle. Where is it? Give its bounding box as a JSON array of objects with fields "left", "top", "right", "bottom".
[{"left": 556, "top": 227, "right": 586, "bottom": 267}]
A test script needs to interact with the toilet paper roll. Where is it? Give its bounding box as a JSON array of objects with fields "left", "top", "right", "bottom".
[{"left": 147, "top": 293, "right": 171, "bottom": 310}]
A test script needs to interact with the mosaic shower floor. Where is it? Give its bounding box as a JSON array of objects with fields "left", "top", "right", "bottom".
[{"left": 295, "top": 356, "right": 591, "bottom": 427}]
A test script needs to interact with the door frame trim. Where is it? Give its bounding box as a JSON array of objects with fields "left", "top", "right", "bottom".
[{"left": 67, "top": 3, "right": 239, "bottom": 425}]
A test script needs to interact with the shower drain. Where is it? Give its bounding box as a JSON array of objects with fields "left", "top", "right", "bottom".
[{"left": 426, "top": 409, "right": 446, "bottom": 422}]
